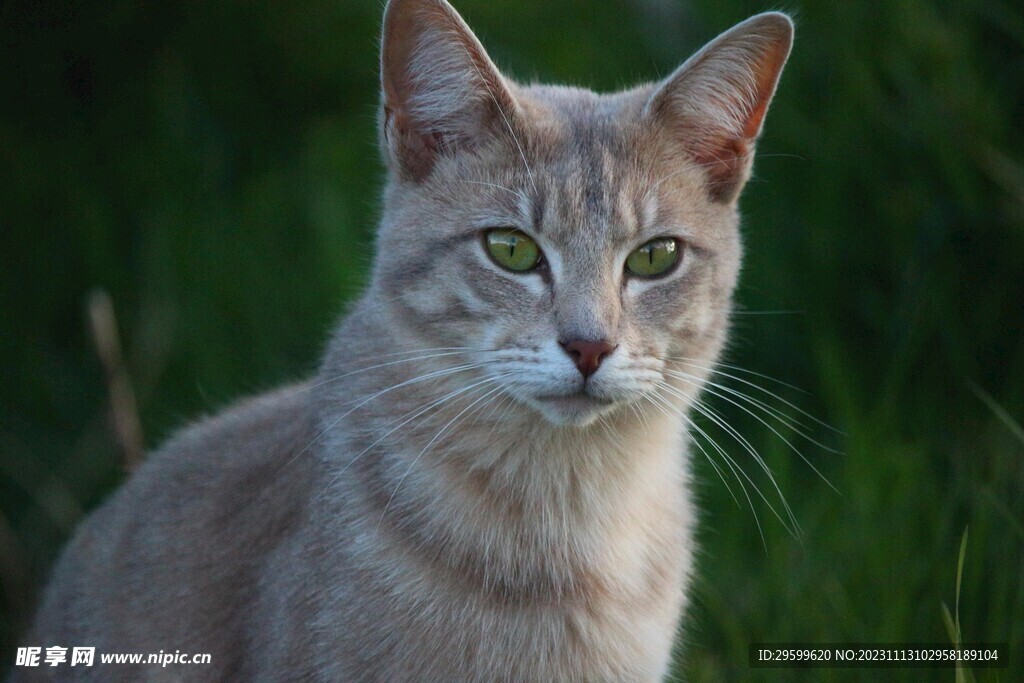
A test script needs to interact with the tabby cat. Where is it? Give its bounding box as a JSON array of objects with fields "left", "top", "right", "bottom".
[{"left": 20, "top": 0, "right": 793, "bottom": 680}]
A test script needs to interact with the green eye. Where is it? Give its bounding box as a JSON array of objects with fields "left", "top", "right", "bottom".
[
  {"left": 485, "top": 228, "right": 541, "bottom": 272},
  {"left": 625, "top": 237, "right": 679, "bottom": 277}
]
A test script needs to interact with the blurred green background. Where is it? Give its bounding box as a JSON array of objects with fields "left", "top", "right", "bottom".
[{"left": 1, "top": 0, "right": 1022, "bottom": 679}]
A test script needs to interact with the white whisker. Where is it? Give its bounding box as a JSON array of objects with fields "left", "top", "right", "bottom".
[
  {"left": 646, "top": 391, "right": 770, "bottom": 546},
  {"left": 667, "top": 355, "right": 843, "bottom": 434},
  {"left": 293, "top": 347, "right": 495, "bottom": 397},
  {"left": 377, "top": 382, "right": 510, "bottom": 529},
  {"left": 278, "top": 361, "right": 498, "bottom": 476},
  {"left": 655, "top": 383, "right": 791, "bottom": 530},
  {"left": 641, "top": 394, "right": 738, "bottom": 508},
  {"left": 665, "top": 369, "right": 839, "bottom": 496},
  {"left": 314, "top": 373, "right": 516, "bottom": 507},
  {"left": 463, "top": 180, "right": 530, "bottom": 206},
  {"left": 669, "top": 370, "right": 842, "bottom": 455}
]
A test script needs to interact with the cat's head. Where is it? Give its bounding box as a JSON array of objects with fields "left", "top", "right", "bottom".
[{"left": 370, "top": 0, "right": 792, "bottom": 426}]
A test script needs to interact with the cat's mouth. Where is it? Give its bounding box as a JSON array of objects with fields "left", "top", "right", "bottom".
[
  {"left": 531, "top": 391, "right": 616, "bottom": 426},
  {"left": 536, "top": 392, "right": 613, "bottom": 406}
]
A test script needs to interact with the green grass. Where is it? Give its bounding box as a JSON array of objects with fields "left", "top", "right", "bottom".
[
  {"left": 2, "top": 0, "right": 1022, "bottom": 678},
  {"left": 941, "top": 528, "right": 974, "bottom": 683}
]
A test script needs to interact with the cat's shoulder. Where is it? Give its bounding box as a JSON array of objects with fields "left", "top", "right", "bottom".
[
  {"left": 100, "top": 382, "right": 319, "bottom": 522},
  {"left": 26, "top": 383, "right": 321, "bottom": 656},
  {"left": 153, "top": 381, "right": 317, "bottom": 465}
]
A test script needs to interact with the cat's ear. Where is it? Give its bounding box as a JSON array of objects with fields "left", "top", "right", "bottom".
[
  {"left": 380, "top": 0, "right": 517, "bottom": 182},
  {"left": 646, "top": 12, "right": 793, "bottom": 203}
]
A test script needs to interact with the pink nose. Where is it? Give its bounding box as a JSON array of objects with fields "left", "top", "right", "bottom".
[{"left": 559, "top": 339, "right": 617, "bottom": 379}]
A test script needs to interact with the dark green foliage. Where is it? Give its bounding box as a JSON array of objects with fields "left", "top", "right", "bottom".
[{"left": 1, "top": 1, "right": 1021, "bottom": 678}]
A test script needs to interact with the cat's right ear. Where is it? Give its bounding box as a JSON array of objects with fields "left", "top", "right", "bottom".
[
  {"left": 380, "top": 0, "right": 517, "bottom": 182},
  {"left": 645, "top": 13, "right": 793, "bottom": 203}
]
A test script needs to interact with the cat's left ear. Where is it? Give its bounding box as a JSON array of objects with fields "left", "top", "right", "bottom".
[
  {"left": 646, "top": 13, "right": 793, "bottom": 203},
  {"left": 380, "top": 0, "right": 518, "bottom": 182}
]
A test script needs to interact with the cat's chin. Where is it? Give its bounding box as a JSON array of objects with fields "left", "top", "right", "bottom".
[{"left": 529, "top": 393, "right": 617, "bottom": 427}]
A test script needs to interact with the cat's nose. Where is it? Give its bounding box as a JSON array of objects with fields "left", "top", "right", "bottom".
[{"left": 559, "top": 339, "right": 617, "bottom": 379}]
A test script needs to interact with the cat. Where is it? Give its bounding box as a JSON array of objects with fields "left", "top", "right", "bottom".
[{"left": 16, "top": 0, "right": 792, "bottom": 680}]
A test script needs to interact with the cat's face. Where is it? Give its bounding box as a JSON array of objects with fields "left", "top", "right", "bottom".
[{"left": 372, "top": 0, "right": 792, "bottom": 426}]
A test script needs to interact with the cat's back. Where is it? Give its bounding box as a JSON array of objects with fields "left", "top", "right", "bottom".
[{"left": 21, "top": 383, "right": 319, "bottom": 680}]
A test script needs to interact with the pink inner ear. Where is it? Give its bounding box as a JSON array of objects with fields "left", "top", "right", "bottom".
[
  {"left": 742, "top": 98, "right": 772, "bottom": 140},
  {"left": 698, "top": 137, "right": 748, "bottom": 168},
  {"left": 691, "top": 136, "right": 750, "bottom": 202},
  {"left": 741, "top": 40, "right": 790, "bottom": 139}
]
